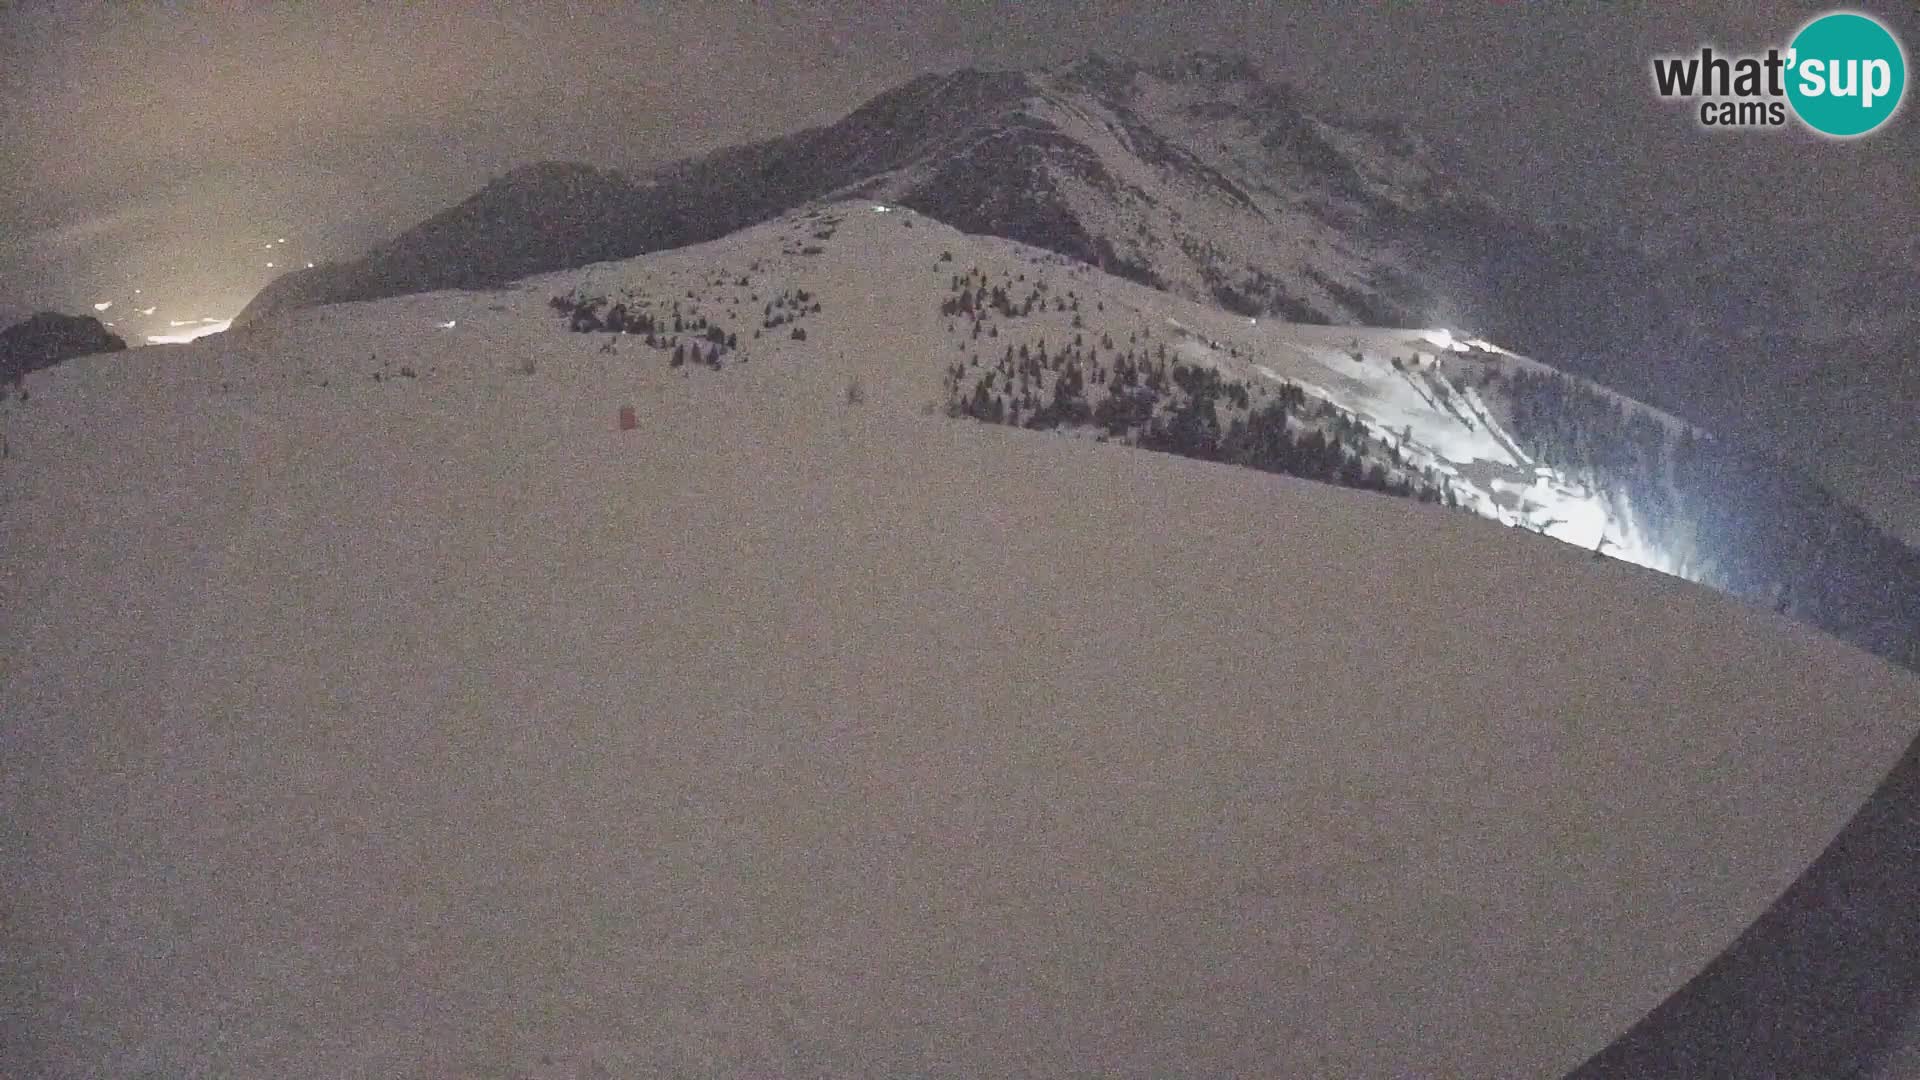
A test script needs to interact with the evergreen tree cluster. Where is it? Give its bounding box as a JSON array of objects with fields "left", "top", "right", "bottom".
[
  {"left": 550, "top": 292, "right": 740, "bottom": 372},
  {"left": 938, "top": 265, "right": 1047, "bottom": 322},
  {"left": 761, "top": 287, "right": 821, "bottom": 330},
  {"left": 780, "top": 210, "right": 841, "bottom": 256},
  {"left": 1134, "top": 375, "right": 1452, "bottom": 503},
  {"left": 939, "top": 312, "right": 1457, "bottom": 508}
]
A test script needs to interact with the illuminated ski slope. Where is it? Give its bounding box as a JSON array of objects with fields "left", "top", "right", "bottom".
[{"left": 1161, "top": 315, "right": 1687, "bottom": 574}]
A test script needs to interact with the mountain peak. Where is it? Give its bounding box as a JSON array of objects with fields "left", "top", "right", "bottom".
[{"left": 233, "top": 52, "right": 1455, "bottom": 328}]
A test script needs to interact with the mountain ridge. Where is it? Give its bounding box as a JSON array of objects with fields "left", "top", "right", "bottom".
[
  {"left": 233, "top": 50, "right": 1902, "bottom": 501},
  {"left": 222, "top": 50, "right": 1919, "bottom": 653},
  {"left": 234, "top": 53, "right": 1469, "bottom": 330}
]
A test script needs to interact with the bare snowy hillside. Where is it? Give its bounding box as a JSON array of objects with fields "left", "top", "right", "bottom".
[{"left": 5, "top": 203, "right": 1920, "bottom": 1078}]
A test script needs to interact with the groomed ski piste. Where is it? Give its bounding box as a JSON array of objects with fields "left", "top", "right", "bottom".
[
  {"left": 1160, "top": 314, "right": 1687, "bottom": 573},
  {"left": 5, "top": 201, "right": 1917, "bottom": 1078}
]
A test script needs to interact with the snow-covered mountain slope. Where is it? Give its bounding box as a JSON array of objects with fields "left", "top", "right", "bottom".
[
  {"left": 6, "top": 202, "right": 1919, "bottom": 1080},
  {"left": 238, "top": 53, "right": 1472, "bottom": 334},
  {"left": 227, "top": 49, "right": 1864, "bottom": 416},
  {"left": 231, "top": 52, "right": 1478, "bottom": 332},
  {"left": 228, "top": 49, "right": 1916, "bottom": 552},
  {"left": 523, "top": 204, "right": 1920, "bottom": 667},
  {"left": 55, "top": 201, "right": 1920, "bottom": 668},
  {"left": 853, "top": 52, "right": 1460, "bottom": 325},
  {"left": 133, "top": 204, "right": 1678, "bottom": 566},
  {"left": 1046, "top": 310, "right": 1693, "bottom": 572}
]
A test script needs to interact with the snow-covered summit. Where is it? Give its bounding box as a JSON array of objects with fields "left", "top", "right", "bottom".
[{"left": 233, "top": 50, "right": 1468, "bottom": 331}]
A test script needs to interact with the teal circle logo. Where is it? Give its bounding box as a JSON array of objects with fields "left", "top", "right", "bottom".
[{"left": 1786, "top": 11, "right": 1906, "bottom": 137}]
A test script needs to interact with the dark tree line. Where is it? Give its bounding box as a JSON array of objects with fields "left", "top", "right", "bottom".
[
  {"left": 945, "top": 340, "right": 1457, "bottom": 508},
  {"left": 549, "top": 293, "right": 741, "bottom": 371}
]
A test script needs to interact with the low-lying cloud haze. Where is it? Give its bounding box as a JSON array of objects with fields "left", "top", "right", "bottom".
[{"left": 1, "top": 0, "right": 1914, "bottom": 535}]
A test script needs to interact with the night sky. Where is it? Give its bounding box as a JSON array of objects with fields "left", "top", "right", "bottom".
[{"left": 1, "top": 0, "right": 1914, "bottom": 536}]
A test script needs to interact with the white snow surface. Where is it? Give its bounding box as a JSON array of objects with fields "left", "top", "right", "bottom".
[
  {"left": 1104, "top": 267, "right": 1694, "bottom": 572},
  {"left": 1215, "top": 320, "right": 1691, "bottom": 572},
  {"left": 844, "top": 63, "right": 1432, "bottom": 329},
  {"left": 5, "top": 203, "right": 1918, "bottom": 1078}
]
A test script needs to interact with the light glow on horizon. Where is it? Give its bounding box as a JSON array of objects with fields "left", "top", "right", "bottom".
[{"left": 146, "top": 318, "right": 231, "bottom": 344}]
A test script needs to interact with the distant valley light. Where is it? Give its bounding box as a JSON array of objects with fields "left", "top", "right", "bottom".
[
  {"left": 93, "top": 300, "right": 112, "bottom": 311},
  {"left": 146, "top": 318, "right": 231, "bottom": 344}
]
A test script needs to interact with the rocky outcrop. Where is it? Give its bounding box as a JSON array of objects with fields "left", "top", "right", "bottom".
[{"left": 0, "top": 311, "right": 126, "bottom": 381}]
